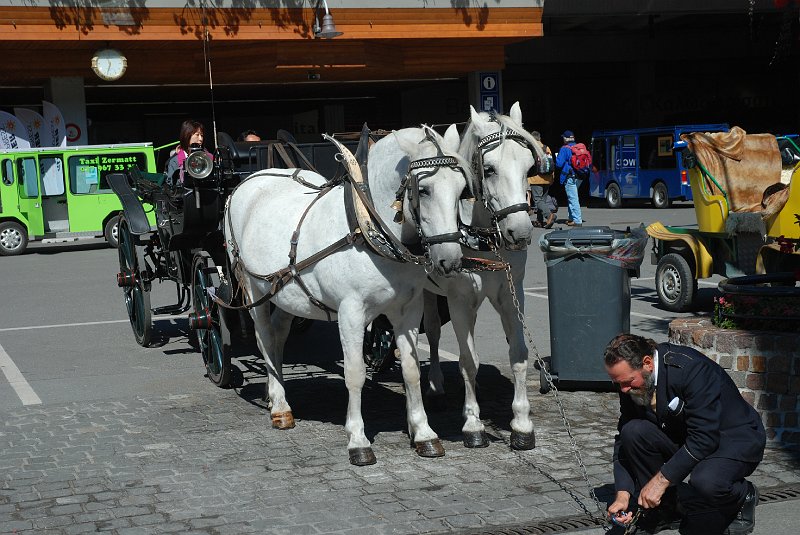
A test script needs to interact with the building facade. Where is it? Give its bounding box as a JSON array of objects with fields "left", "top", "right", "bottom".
[{"left": 1, "top": 1, "right": 797, "bottom": 153}]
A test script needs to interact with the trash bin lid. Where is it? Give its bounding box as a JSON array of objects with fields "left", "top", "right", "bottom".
[{"left": 544, "top": 225, "right": 618, "bottom": 247}]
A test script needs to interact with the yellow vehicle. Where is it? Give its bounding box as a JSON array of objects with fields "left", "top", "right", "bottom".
[{"left": 647, "top": 132, "right": 800, "bottom": 312}]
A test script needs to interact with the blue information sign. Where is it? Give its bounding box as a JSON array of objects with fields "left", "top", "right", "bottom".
[{"left": 479, "top": 72, "right": 501, "bottom": 113}]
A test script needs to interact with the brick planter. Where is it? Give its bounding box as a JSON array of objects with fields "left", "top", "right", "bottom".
[{"left": 669, "top": 317, "right": 800, "bottom": 449}]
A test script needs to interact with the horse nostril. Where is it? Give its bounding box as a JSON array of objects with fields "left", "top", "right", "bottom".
[{"left": 438, "top": 258, "right": 460, "bottom": 273}]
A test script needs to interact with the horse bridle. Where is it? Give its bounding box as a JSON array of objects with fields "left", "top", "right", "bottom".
[
  {"left": 459, "top": 115, "right": 535, "bottom": 249},
  {"left": 402, "top": 154, "right": 466, "bottom": 248},
  {"left": 470, "top": 118, "right": 533, "bottom": 223}
]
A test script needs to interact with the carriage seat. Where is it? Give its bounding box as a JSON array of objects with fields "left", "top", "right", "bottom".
[
  {"left": 216, "top": 131, "right": 271, "bottom": 174},
  {"left": 681, "top": 127, "right": 785, "bottom": 235}
]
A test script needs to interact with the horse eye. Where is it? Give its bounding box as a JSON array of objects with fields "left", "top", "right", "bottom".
[
  {"left": 419, "top": 187, "right": 431, "bottom": 197},
  {"left": 483, "top": 165, "right": 494, "bottom": 176}
]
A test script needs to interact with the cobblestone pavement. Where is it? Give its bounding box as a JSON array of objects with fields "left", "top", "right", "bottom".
[{"left": 2, "top": 357, "right": 799, "bottom": 535}]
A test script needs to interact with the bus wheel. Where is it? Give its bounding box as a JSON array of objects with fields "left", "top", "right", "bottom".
[
  {"left": 0, "top": 221, "right": 28, "bottom": 256},
  {"left": 104, "top": 215, "right": 120, "bottom": 249},
  {"left": 605, "top": 183, "right": 621, "bottom": 208},
  {"left": 652, "top": 182, "right": 671, "bottom": 209},
  {"left": 656, "top": 253, "right": 696, "bottom": 312}
]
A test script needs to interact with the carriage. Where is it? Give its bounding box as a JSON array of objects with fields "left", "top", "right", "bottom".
[
  {"left": 109, "top": 105, "right": 547, "bottom": 465},
  {"left": 647, "top": 131, "right": 800, "bottom": 312},
  {"left": 109, "top": 133, "right": 362, "bottom": 387}
]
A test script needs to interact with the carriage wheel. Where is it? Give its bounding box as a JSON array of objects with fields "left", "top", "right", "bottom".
[
  {"left": 191, "top": 252, "right": 232, "bottom": 388},
  {"left": 117, "top": 217, "right": 153, "bottom": 347},
  {"left": 363, "top": 316, "right": 397, "bottom": 373}
]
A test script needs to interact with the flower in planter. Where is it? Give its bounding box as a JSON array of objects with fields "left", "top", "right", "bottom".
[{"left": 713, "top": 293, "right": 800, "bottom": 333}]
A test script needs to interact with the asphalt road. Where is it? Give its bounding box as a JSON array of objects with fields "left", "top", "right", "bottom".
[
  {"left": 0, "top": 203, "right": 708, "bottom": 410},
  {"left": 4, "top": 202, "right": 796, "bottom": 535}
]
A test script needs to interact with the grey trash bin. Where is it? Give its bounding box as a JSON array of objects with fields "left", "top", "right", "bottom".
[{"left": 539, "top": 225, "right": 648, "bottom": 391}]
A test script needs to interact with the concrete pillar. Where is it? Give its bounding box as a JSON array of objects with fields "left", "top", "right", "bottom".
[
  {"left": 44, "top": 77, "right": 88, "bottom": 146},
  {"left": 468, "top": 71, "right": 503, "bottom": 114}
]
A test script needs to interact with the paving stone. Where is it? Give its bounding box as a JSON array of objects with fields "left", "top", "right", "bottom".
[{"left": 0, "top": 376, "right": 798, "bottom": 535}]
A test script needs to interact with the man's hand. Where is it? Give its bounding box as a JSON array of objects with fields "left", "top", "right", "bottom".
[
  {"left": 608, "top": 491, "right": 632, "bottom": 525},
  {"left": 638, "top": 472, "right": 671, "bottom": 509}
]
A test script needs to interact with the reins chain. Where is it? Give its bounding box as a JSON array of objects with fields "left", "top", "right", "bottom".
[{"left": 490, "top": 244, "right": 611, "bottom": 529}]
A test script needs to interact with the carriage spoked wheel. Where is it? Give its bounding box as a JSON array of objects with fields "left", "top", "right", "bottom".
[
  {"left": 362, "top": 316, "right": 397, "bottom": 373},
  {"left": 116, "top": 216, "right": 153, "bottom": 347},
  {"left": 190, "top": 252, "right": 232, "bottom": 388}
]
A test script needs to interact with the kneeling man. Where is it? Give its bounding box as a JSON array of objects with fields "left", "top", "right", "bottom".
[{"left": 604, "top": 334, "right": 765, "bottom": 535}]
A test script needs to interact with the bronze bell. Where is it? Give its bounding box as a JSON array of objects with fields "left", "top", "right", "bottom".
[{"left": 391, "top": 199, "right": 404, "bottom": 223}]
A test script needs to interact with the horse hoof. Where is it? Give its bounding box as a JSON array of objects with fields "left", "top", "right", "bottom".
[
  {"left": 463, "top": 430, "right": 490, "bottom": 448},
  {"left": 349, "top": 447, "right": 377, "bottom": 466},
  {"left": 425, "top": 393, "right": 447, "bottom": 413},
  {"left": 271, "top": 411, "right": 295, "bottom": 429},
  {"left": 510, "top": 430, "right": 535, "bottom": 450},
  {"left": 415, "top": 439, "right": 445, "bottom": 458}
]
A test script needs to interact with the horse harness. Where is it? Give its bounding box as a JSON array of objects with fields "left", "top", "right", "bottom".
[{"left": 220, "top": 134, "right": 467, "bottom": 318}]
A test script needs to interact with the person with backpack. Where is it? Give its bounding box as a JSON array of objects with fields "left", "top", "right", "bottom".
[
  {"left": 555, "top": 130, "right": 592, "bottom": 227},
  {"left": 527, "top": 130, "right": 557, "bottom": 228}
]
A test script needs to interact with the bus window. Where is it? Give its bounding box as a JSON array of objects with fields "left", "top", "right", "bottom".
[
  {"left": 639, "top": 134, "right": 676, "bottom": 170},
  {"left": 69, "top": 152, "right": 148, "bottom": 194},
  {"left": 18, "top": 158, "right": 39, "bottom": 198},
  {"left": 2, "top": 159, "right": 12, "bottom": 185},
  {"left": 40, "top": 157, "right": 65, "bottom": 196},
  {"left": 609, "top": 137, "right": 620, "bottom": 171},
  {"left": 592, "top": 138, "right": 607, "bottom": 171}
]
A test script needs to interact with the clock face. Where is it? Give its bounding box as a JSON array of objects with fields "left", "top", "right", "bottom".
[{"left": 91, "top": 48, "right": 127, "bottom": 81}]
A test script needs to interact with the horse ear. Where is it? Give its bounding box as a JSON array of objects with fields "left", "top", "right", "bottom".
[
  {"left": 393, "top": 130, "right": 420, "bottom": 159},
  {"left": 443, "top": 124, "right": 460, "bottom": 152},
  {"left": 469, "top": 105, "right": 483, "bottom": 126},
  {"left": 509, "top": 102, "right": 523, "bottom": 127}
]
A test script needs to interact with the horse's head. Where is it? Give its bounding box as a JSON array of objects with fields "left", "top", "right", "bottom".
[
  {"left": 462, "top": 102, "right": 543, "bottom": 249},
  {"left": 394, "top": 124, "right": 469, "bottom": 275}
]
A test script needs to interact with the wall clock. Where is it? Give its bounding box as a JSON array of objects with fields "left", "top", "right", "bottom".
[{"left": 91, "top": 48, "right": 127, "bottom": 81}]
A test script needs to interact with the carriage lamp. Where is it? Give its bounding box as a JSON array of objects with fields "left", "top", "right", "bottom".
[
  {"left": 185, "top": 150, "right": 214, "bottom": 180},
  {"left": 313, "top": 0, "right": 343, "bottom": 39}
]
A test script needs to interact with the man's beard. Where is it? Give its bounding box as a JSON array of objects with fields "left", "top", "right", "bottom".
[{"left": 629, "top": 369, "right": 656, "bottom": 407}]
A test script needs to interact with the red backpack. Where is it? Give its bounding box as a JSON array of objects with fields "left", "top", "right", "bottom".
[{"left": 568, "top": 143, "right": 592, "bottom": 175}]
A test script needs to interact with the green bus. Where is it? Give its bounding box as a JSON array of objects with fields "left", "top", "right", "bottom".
[{"left": 0, "top": 143, "right": 157, "bottom": 255}]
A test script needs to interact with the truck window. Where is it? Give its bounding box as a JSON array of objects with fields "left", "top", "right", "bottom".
[
  {"left": 40, "top": 157, "right": 65, "bottom": 196},
  {"left": 639, "top": 134, "right": 676, "bottom": 170},
  {"left": 2, "top": 159, "right": 12, "bottom": 186},
  {"left": 18, "top": 158, "right": 39, "bottom": 198},
  {"left": 68, "top": 152, "right": 148, "bottom": 194}
]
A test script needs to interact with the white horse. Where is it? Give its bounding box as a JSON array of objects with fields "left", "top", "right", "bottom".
[
  {"left": 224, "top": 125, "right": 469, "bottom": 465},
  {"left": 422, "top": 103, "right": 543, "bottom": 450}
]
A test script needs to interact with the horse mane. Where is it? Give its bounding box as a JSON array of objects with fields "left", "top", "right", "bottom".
[
  {"left": 461, "top": 110, "right": 545, "bottom": 164},
  {"left": 495, "top": 113, "right": 546, "bottom": 163}
]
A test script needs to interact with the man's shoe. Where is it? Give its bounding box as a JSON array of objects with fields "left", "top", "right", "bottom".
[
  {"left": 725, "top": 482, "right": 759, "bottom": 535},
  {"left": 566, "top": 221, "right": 582, "bottom": 227},
  {"left": 637, "top": 505, "right": 682, "bottom": 534},
  {"left": 544, "top": 213, "right": 557, "bottom": 229}
]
